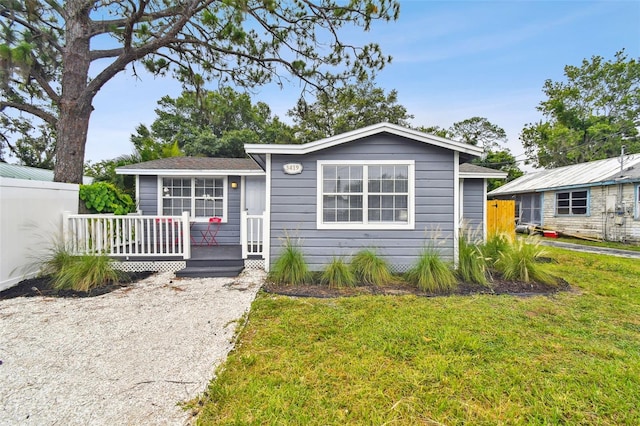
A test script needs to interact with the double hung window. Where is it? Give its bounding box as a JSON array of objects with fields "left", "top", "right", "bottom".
[
  {"left": 161, "top": 177, "right": 226, "bottom": 220},
  {"left": 318, "top": 161, "right": 414, "bottom": 229},
  {"left": 555, "top": 190, "right": 588, "bottom": 215}
]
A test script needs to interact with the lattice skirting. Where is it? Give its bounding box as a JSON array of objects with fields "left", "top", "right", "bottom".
[
  {"left": 390, "top": 264, "right": 411, "bottom": 274},
  {"left": 244, "top": 259, "right": 265, "bottom": 270},
  {"left": 113, "top": 261, "right": 186, "bottom": 273}
]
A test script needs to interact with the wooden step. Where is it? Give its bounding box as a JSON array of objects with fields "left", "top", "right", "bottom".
[{"left": 175, "top": 265, "right": 244, "bottom": 278}]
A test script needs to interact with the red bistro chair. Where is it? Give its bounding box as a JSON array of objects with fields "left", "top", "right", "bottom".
[{"left": 200, "top": 217, "right": 222, "bottom": 246}]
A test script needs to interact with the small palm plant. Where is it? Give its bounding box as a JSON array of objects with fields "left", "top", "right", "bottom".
[
  {"left": 320, "top": 258, "right": 356, "bottom": 289},
  {"left": 495, "top": 237, "right": 556, "bottom": 285},
  {"left": 351, "top": 249, "right": 393, "bottom": 286},
  {"left": 268, "top": 236, "right": 309, "bottom": 286},
  {"left": 405, "top": 248, "right": 457, "bottom": 293}
]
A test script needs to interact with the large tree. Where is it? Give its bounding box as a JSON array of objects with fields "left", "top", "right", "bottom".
[
  {"left": 521, "top": 50, "right": 640, "bottom": 168},
  {"left": 420, "top": 117, "right": 523, "bottom": 190},
  {"left": 140, "top": 87, "right": 295, "bottom": 157},
  {"left": 1, "top": 0, "right": 400, "bottom": 183},
  {"left": 287, "top": 80, "right": 413, "bottom": 143},
  {"left": 449, "top": 116, "right": 507, "bottom": 153}
]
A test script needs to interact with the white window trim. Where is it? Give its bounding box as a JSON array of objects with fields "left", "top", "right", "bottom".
[
  {"left": 157, "top": 176, "right": 228, "bottom": 223},
  {"left": 316, "top": 160, "right": 415, "bottom": 230}
]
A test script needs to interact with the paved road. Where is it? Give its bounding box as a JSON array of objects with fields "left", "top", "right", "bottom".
[{"left": 539, "top": 240, "right": 640, "bottom": 259}]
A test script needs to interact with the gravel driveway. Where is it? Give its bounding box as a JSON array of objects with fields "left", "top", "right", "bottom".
[{"left": 0, "top": 269, "right": 264, "bottom": 425}]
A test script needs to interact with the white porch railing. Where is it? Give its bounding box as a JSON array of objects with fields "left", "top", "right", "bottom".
[
  {"left": 63, "top": 212, "right": 191, "bottom": 259},
  {"left": 241, "top": 211, "right": 265, "bottom": 259}
]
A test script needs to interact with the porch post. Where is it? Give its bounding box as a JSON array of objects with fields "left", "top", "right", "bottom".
[
  {"left": 182, "top": 211, "right": 191, "bottom": 259},
  {"left": 240, "top": 210, "right": 247, "bottom": 259}
]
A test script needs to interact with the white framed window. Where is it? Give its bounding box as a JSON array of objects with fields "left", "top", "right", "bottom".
[
  {"left": 555, "top": 189, "right": 588, "bottom": 216},
  {"left": 159, "top": 177, "right": 227, "bottom": 221},
  {"left": 317, "top": 160, "right": 414, "bottom": 230}
]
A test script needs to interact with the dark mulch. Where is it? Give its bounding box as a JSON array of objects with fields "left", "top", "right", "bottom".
[
  {"left": 0, "top": 271, "right": 155, "bottom": 300},
  {"left": 263, "top": 274, "right": 571, "bottom": 299}
]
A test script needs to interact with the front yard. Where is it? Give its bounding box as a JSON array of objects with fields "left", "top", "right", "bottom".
[{"left": 193, "top": 247, "right": 640, "bottom": 425}]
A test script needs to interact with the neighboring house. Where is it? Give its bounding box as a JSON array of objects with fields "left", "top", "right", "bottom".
[
  {"left": 488, "top": 154, "right": 640, "bottom": 243},
  {"left": 0, "top": 163, "right": 93, "bottom": 184},
  {"left": 116, "top": 123, "right": 505, "bottom": 273}
]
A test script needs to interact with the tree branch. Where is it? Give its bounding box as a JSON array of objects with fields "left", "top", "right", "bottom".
[
  {"left": 0, "top": 101, "right": 57, "bottom": 126},
  {"left": 0, "top": 8, "right": 63, "bottom": 54}
]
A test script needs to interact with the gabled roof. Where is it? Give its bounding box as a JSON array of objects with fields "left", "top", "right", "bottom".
[
  {"left": 0, "top": 163, "right": 93, "bottom": 184},
  {"left": 244, "top": 122, "right": 484, "bottom": 157},
  {"left": 115, "top": 157, "right": 264, "bottom": 176},
  {"left": 459, "top": 163, "right": 508, "bottom": 179},
  {"left": 489, "top": 154, "right": 640, "bottom": 196}
]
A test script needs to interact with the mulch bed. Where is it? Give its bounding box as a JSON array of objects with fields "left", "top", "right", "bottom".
[
  {"left": 263, "top": 274, "right": 572, "bottom": 299},
  {"left": 0, "top": 272, "right": 154, "bottom": 300}
]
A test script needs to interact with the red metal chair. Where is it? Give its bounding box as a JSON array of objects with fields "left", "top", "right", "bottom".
[{"left": 200, "top": 217, "right": 222, "bottom": 245}]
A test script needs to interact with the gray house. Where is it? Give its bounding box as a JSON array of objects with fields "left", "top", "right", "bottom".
[
  {"left": 115, "top": 123, "right": 505, "bottom": 274},
  {"left": 489, "top": 154, "right": 640, "bottom": 243}
]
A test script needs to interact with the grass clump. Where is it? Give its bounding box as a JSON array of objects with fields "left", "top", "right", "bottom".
[
  {"left": 350, "top": 249, "right": 393, "bottom": 286},
  {"left": 457, "top": 231, "right": 488, "bottom": 285},
  {"left": 268, "top": 237, "right": 309, "bottom": 286},
  {"left": 481, "top": 232, "right": 513, "bottom": 266},
  {"left": 320, "top": 258, "right": 356, "bottom": 289},
  {"left": 405, "top": 248, "right": 457, "bottom": 293},
  {"left": 495, "top": 237, "right": 556, "bottom": 285},
  {"left": 52, "top": 254, "right": 124, "bottom": 292},
  {"left": 36, "top": 241, "right": 124, "bottom": 292}
]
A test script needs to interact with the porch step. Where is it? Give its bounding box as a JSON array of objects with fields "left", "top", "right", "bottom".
[
  {"left": 175, "top": 265, "right": 244, "bottom": 278},
  {"left": 175, "top": 256, "right": 244, "bottom": 278}
]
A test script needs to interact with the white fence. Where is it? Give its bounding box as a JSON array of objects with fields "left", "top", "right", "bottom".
[
  {"left": 63, "top": 212, "right": 191, "bottom": 258},
  {"left": 0, "top": 178, "right": 80, "bottom": 291}
]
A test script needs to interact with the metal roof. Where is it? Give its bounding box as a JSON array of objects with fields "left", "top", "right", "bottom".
[
  {"left": 0, "top": 163, "right": 93, "bottom": 184},
  {"left": 489, "top": 154, "right": 640, "bottom": 196}
]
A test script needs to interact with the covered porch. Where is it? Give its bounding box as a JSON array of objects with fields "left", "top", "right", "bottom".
[{"left": 62, "top": 212, "right": 265, "bottom": 277}]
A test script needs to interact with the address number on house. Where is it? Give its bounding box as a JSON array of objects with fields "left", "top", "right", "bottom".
[{"left": 283, "top": 163, "right": 303, "bottom": 175}]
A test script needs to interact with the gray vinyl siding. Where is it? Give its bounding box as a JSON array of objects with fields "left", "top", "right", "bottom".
[
  {"left": 137, "top": 175, "right": 242, "bottom": 245},
  {"left": 269, "top": 134, "right": 456, "bottom": 271},
  {"left": 462, "top": 179, "right": 484, "bottom": 237}
]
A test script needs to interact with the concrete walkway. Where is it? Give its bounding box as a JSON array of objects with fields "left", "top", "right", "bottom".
[{"left": 539, "top": 240, "right": 640, "bottom": 259}]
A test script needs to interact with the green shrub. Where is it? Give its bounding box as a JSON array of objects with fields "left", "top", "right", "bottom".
[
  {"left": 406, "top": 249, "right": 457, "bottom": 293},
  {"left": 320, "top": 258, "right": 356, "bottom": 289},
  {"left": 52, "top": 254, "right": 124, "bottom": 292},
  {"left": 351, "top": 249, "right": 393, "bottom": 286},
  {"left": 268, "top": 238, "right": 309, "bottom": 286},
  {"left": 495, "top": 237, "right": 556, "bottom": 285},
  {"left": 79, "top": 182, "right": 135, "bottom": 215},
  {"left": 457, "top": 232, "right": 489, "bottom": 285}
]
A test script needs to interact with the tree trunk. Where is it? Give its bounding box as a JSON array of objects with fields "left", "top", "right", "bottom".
[{"left": 53, "top": 1, "right": 93, "bottom": 184}]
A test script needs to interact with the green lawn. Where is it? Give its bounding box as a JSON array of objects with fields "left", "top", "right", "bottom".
[
  {"left": 552, "top": 236, "right": 640, "bottom": 252},
  {"left": 195, "top": 247, "right": 640, "bottom": 425}
]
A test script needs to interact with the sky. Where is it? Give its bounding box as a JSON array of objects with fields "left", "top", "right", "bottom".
[{"left": 82, "top": 0, "right": 640, "bottom": 170}]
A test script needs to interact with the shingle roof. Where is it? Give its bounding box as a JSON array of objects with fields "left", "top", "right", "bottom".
[
  {"left": 116, "top": 157, "right": 263, "bottom": 175},
  {"left": 459, "top": 163, "right": 508, "bottom": 177},
  {"left": 489, "top": 154, "right": 640, "bottom": 196}
]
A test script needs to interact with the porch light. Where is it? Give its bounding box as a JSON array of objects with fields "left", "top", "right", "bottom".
[{"left": 231, "top": 181, "right": 238, "bottom": 189}]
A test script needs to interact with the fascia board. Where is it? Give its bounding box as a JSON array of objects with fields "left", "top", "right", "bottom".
[
  {"left": 460, "top": 172, "right": 508, "bottom": 179},
  {"left": 115, "top": 168, "right": 265, "bottom": 176}
]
